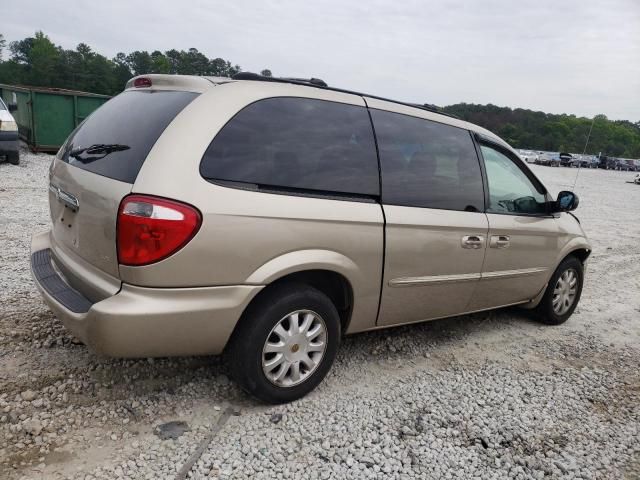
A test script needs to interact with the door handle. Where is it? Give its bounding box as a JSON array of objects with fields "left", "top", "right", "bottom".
[
  {"left": 461, "top": 235, "right": 484, "bottom": 249},
  {"left": 490, "top": 235, "right": 510, "bottom": 249}
]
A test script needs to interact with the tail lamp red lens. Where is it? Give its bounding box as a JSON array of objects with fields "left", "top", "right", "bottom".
[
  {"left": 117, "top": 195, "right": 201, "bottom": 266},
  {"left": 133, "top": 77, "right": 152, "bottom": 88}
]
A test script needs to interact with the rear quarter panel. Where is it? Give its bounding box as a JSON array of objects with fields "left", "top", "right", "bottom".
[{"left": 125, "top": 82, "right": 385, "bottom": 333}]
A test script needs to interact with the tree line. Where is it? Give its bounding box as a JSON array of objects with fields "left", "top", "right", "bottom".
[
  {"left": 1, "top": 32, "right": 638, "bottom": 158},
  {"left": 0, "top": 31, "right": 272, "bottom": 96},
  {"left": 443, "top": 103, "right": 640, "bottom": 158}
]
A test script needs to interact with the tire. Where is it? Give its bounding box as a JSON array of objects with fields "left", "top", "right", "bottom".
[
  {"left": 7, "top": 151, "right": 19, "bottom": 165},
  {"left": 534, "top": 256, "right": 584, "bottom": 325},
  {"left": 226, "top": 283, "right": 341, "bottom": 404}
]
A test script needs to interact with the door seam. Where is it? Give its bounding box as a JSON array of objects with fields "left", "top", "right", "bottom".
[{"left": 362, "top": 96, "right": 386, "bottom": 327}]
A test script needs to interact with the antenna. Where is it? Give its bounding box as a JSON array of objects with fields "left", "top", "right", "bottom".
[{"left": 572, "top": 116, "right": 595, "bottom": 191}]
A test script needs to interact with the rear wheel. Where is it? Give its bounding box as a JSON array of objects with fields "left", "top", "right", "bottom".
[
  {"left": 227, "top": 284, "right": 341, "bottom": 404},
  {"left": 534, "top": 256, "right": 583, "bottom": 325},
  {"left": 7, "top": 151, "right": 19, "bottom": 165}
]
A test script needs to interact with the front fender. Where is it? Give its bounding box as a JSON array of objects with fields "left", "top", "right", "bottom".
[
  {"left": 521, "top": 235, "right": 591, "bottom": 310},
  {"left": 554, "top": 236, "right": 591, "bottom": 270}
]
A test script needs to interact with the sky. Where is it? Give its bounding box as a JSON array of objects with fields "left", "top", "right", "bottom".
[{"left": 4, "top": 0, "right": 640, "bottom": 121}]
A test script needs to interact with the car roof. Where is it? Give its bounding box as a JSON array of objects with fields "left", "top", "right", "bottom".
[{"left": 125, "top": 73, "right": 509, "bottom": 148}]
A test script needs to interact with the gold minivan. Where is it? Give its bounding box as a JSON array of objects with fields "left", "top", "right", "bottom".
[{"left": 31, "top": 73, "right": 590, "bottom": 403}]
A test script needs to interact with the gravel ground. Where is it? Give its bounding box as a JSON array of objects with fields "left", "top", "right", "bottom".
[{"left": 0, "top": 147, "right": 639, "bottom": 479}]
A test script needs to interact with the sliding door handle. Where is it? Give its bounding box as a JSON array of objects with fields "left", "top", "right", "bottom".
[
  {"left": 461, "top": 235, "right": 484, "bottom": 249},
  {"left": 490, "top": 235, "right": 511, "bottom": 249}
]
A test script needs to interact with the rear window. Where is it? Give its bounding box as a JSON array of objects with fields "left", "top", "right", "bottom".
[
  {"left": 59, "top": 90, "right": 198, "bottom": 183},
  {"left": 199, "top": 97, "right": 379, "bottom": 197}
]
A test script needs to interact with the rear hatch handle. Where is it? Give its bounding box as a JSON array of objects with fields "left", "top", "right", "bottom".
[{"left": 49, "top": 183, "right": 79, "bottom": 212}]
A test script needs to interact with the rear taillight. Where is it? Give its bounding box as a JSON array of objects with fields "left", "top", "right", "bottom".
[{"left": 117, "top": 195, "right": 201, "bottom": 266}]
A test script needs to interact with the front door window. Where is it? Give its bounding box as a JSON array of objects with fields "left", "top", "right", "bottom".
[{"left": 481, "top": 145, "right": 547, "bottom": 215}]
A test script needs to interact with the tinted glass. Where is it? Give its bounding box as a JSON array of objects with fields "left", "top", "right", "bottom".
[
  {"left": 0, "top": 98, "right": 6, "bottom": 110},
  {"left": 481, "top": 145, "right": 547, "bottom": 214},
  {"left": 371, "top": 109, "right": 484, "bottom": 211},
  {"left": 59, "top": 90, "right": 198, "bottom": 183},
  {"left": 200, "top": 97, "right": 379, "bottom": 196}
]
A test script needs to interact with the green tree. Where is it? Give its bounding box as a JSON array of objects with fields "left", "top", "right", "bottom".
[
  {"left": 9, "top": 37, "right": 34, "bottom": 64},
  {"left": 150, "top": 51, "right": 171, "bottom": 73},
  {"left": 0, "top": 31, "right": 252, "bottom": 95},
  {"left": 112, "top": 52, "right": 132, "bottom": 89},
  {"left": 443, "top": 103, "right": 640, "bottom": 157},
  {"left": 0, "top": 33, "right": 6, "bottom": 61},
  {"left": 125, "top": 50, "right": 152, "bottom": 76},
  {"left": 28, "top": 31, "right": 61, "bottom": 86}
]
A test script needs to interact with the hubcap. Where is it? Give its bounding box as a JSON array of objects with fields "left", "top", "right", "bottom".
[
  {"left": 262, "top": 310, "right": 327, "bottom": 387},
  {"left": 552, "top": 268, "right": 578, "bottom": 315}
]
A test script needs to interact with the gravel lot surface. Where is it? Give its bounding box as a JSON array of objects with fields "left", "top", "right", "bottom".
[{"left": 0, "top": 147, "right": 639, "bottom": 479}]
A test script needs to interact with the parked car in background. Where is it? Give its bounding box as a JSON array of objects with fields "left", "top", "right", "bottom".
[
  {"left": 569, "top": 155, "right": 596, "bottom": 168},
  {"left": 517, "top": 149, "right": 538, "bottom": 163},
  {"left": 30, "top": 73, "right": 591, "bottom": 403},
  {"left": 536, "top": 152, "right": 560, "bottom": 167},
  {"left": 597, "top": 155, "right": 618, "bottom": 170},
  {"left": 568, "top": 156, "right": 583, "bottom": 168},
  {"left": 0, "top": 97, "right": 19, "bottom": 165},
  {"left": 612, "top": 158, "right": 623, "bottom": 170},
  {"left": 597, "top": 155, "right": 607, "bottom": 169},
  {"left": 559, "top": 152, "right": 573, "bottom": 167}
]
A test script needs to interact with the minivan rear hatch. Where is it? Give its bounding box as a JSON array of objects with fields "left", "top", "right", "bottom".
[{"left": 49, "top": 89, "right": 198, "bottom": 295}]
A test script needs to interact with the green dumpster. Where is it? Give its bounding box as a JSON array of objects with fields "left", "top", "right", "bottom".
[{"left": 0, "top": 84, "right": 110, "bottom": 152}]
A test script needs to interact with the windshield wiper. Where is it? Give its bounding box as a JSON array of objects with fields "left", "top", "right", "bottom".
[{"left": 69, "top": 144, "right": 130, "bottom": 163}]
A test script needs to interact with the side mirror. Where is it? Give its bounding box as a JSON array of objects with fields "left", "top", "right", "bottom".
[
  {"left": 7, "top": 103, "right": 17, "bottom": 113},
  {"left": 555, "top": 191, "right": 579, "bottom": 212}
]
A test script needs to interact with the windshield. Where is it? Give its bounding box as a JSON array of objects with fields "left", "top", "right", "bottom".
[{"left": 58, "top": 90, "right": 198, "bottom": 183}]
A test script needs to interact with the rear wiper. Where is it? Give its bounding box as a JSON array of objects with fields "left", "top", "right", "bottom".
[{"left": 69, "top": 144, "right": 130, "bottom": 163}]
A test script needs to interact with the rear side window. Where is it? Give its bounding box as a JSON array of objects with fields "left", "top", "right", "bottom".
[
  {"left": 371, "top": 109, "right": 484, "bottom": 212},
  {"left": 59, "top": 90, "right": 198, "bottom": 183},
  {"left": 200, "top": 97, "right": 379, "bottom": 197}
]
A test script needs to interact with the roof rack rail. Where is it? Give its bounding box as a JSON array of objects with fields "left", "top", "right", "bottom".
[
  {"left": 280, "top": 77, "right": 328, "bottom": 87},
  {"left": 409, "top": 103, "right": 450, "bottom": 115},
  {"left": 231, "top": 72, "right": 327, "bottom": 87},
  {"left": 230, "top": 72, "right": 458, "bottom": 119}
]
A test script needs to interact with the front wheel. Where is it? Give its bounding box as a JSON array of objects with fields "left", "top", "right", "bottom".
[
  {"left": 534, "top": 256, "right": 584, "bottom": 325},
  {"left": 226, "top": 284, "right": 341, "bottom": 404}
]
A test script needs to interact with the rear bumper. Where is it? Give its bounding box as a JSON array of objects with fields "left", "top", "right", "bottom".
[{"left": 31, "top": 233, "right": 262, "bottom": 357}]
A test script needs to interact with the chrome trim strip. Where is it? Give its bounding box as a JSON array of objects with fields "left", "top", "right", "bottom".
[
  {"left": 481, "top": 267, "right": 548, "bottom": 279},
  {"left": 388, "top": 267, "right": 548, "bottom": 287},
  {"left": 389, "top": 272, "right": 481, "bottom": 287}
]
